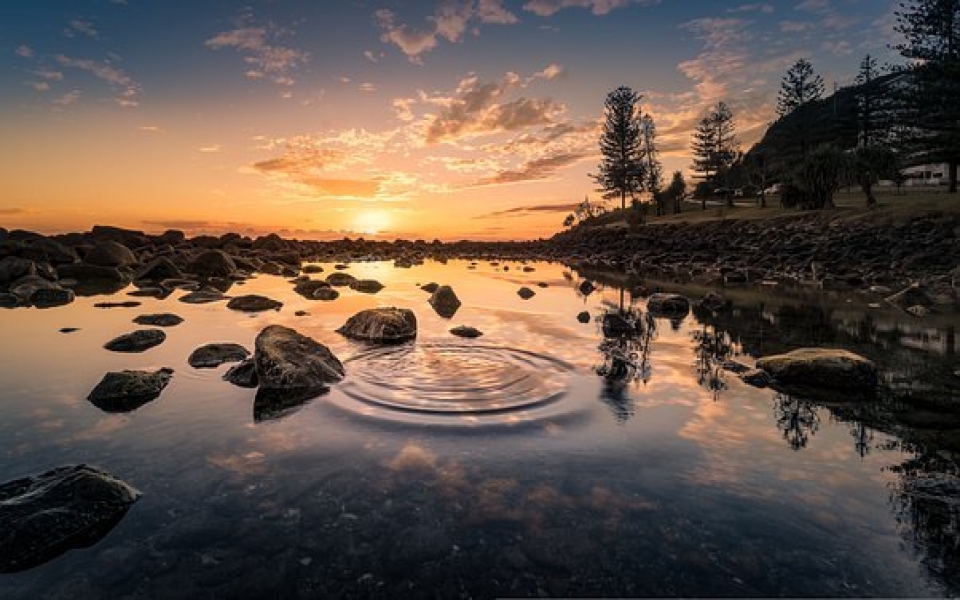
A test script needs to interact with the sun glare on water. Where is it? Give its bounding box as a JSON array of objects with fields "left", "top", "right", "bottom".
[{"left": 353, "top": 211, "right": 391, "bottom": 236}]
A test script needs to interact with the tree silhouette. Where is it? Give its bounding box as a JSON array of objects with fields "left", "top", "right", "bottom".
[
  {"left": 691, "top": 101, "right": 739, "bottom": 209},
  {"left": 773, "top": 393, "right": 821, "bottom": 450},
  {"left": 640, "top": 114, "right": 664, "bottom": 214},
  {"left": 692, "top": 323, "right": 736, "bottom": 401},
  {"left": 894, "top": 0, "right": 960, "bottom": 193},
  {"left": 777, "top": 58, "right": 825, "bottom": 157},
  {"left": 593, "top": 86, "right": 646, "bottom": 211},
  {"left": 594, "top": 289, "right": 656, "bottom": 423}
]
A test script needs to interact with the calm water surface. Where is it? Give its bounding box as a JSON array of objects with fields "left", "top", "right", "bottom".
[{"left": 1, "top": 259, "right": 957, "bottom": 598}]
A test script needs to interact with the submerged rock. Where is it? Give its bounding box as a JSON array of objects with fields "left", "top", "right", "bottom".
[
  {"left": 326, "top": 272, "right": 357, "bottom": 287},
  {"left": 103, "top": 329, "right": 166, "bottom": 352},
  {"left": 226, "top": 294, "right": 282, "bottom": 312},
  {"left": 578, "top": 280, "right": 595, "bottom": 296},
  {"left": 133, "top": 313, "right": 183, "bottom": 327},
  {"left": 223, "top": 357, "right": 258, "bottom": 388},
  {"left": 94, "top": 301, "right": 141, "bottom": 309},
  {"left": 178, "top": 290, "right": 229, "bottom": 304},
  {"left": 253, "top": 387, "right": 321, "bottom": 422},
  {"left": 756, "top": 348, "right": 877, "bottom": 391},
  {"left": 350, "top": 279, "right": 385, "bottom": 294},
  {"left": 429, "top": 285, "right": 461, "bottom": 318},
  {"left": 450, "top": 325, "right": 483, "bottom": 338},
  {"left": 255, "top": 325, "right": 345, "bottom": 393},
  {"left": 188, "top": 343, "right": 250, "bottom": 368},
  {"left": 420, "top": 282, "right": 439, "bottom": 293},
  {"left": 517, "top": 286, "right": 536, "bottom": 300},
  {"left": 337, "top": 308, "right": 417, "bottom": 343},
  {"left": 87, "top": 367, "right": 173, "bottom": 412},
  {"left": 646, "top": 293, "right": 690, "bottom": 318},
  {"left": 0, "top": 465, "right": 140, "bottom": 573}
]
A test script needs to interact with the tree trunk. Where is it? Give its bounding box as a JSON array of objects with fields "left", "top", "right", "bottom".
[
  {"left": 621, "top": 189, "right": 626, "bottom": 211},
  {"left": 950, "top": 161, "right": 958, "bottom": 194},
  {"left": 863, "top": 179, "right": 876, "bottom": 209}
]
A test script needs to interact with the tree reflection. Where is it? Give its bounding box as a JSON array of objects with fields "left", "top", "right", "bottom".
[
  {"left": 773, "top": 392, "right": 821, "bottom": 450},
  {"left": 851, "top": 421, "right": 873, "bottom": 458},
  {"left": 692, "top": 323, "right": 736, "bottom": 401},
  {"left": 595, "top": 289, "right": 656, "bottom": 423}
]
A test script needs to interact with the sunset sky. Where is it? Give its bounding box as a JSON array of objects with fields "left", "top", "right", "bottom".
[{"left": 1, "top": 0, "right": 901, "bottom": 240}]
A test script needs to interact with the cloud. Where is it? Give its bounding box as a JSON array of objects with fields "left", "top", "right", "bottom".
[
  {"left": 475, "top": 202, "right": 581, "bottom": 218},
  {"left": 522, "top": 0, "right": 659, "bottom": 17},
  {"left": 727, "top": 3, "right": 773, "bottom": 13},
  {"left": 65, "top": 19, "right": 98, "bottom": 39},
  {"left": 53, "top": 90, "right": 81, "bottom": 106},
  {"left": 139, "top": 125, "right": 162, "bottom": 132},
  {"left": 299, "top": 178, "right": 382, "bottom": 197},
  {"left": 779, "top": 20, "right": 812, "bottom": 32},
  {"left": 15, "top": 45, "right": 33, "bottom": 58},
  {"left": 55, "top": 54, "right": 140, "bottom": 106},
  {"left": 529, "top": 63, "right": 566, "bottom": 83},
  {"left": 205, "top": 22, "right": 307, "bottom": 85},
  {"left": 359, "top": 82, "right": 377, "bottom": 92},
  {"left": 35, "top": 68, "right": 64, "bottom": 81},
  {"left": 0, "top": 208, "right": 26, "bottom": 215},
  {"left": 199, "top": 145, "right": 222, "bottom": 153},
  {"left": 473, "top": 152, "right": 588, "bottom": 186},
  {"left": 30, "top": 82, "right": 50, "bottom": 92},
  {"left": 375, "top": 1, "right": 518, "bottom": 62}
]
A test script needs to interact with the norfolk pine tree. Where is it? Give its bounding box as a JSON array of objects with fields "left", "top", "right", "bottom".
[
  {"left": 593, "top": 86, "right": 646, "bottom": 211},
  {"left": 776, "top": 58, "right": 825, "bottom": 158}
]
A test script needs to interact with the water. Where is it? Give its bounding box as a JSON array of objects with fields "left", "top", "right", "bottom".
[{"left": 1, "top": 259, "right": 958, "bottom": 598}]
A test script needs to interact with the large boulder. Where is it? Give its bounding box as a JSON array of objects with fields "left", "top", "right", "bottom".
[
  {"left": 134, "top": 256, "right": 182, "bottom": 282},
  {"left": 57, "top": 263, "right": 130, "bottom": 283},
  {"left": 188, "top": 343, "right": 250, "bottom": 368},
  {"left": 0, "top": 256, "right": 37, "bottom": 285},
  {"left": 429, "top": 285, "right": 461, "bottom": 318},
  {"left": 337, "top": 308, "right": 417, "bottom": 343},
  {"left": 646, "top": 293, "right": 690, "bottom": 318},
  {"left": 756, "top": 348, "right": 878, "bottom": 391},
  {"left": 226, "top": 294, "right": 282, "bottom": 312},
  {"left": 84, "top": 241, "right": 137, "bottom": 268},
  {"left": 19, "top": 238, "right": 77, "bottom": 265},
  {"left": 103, "top": 329, "right": 166, "bottom": 352},
  {"left": 87, "top": 367, "right": 173, "bottom": 412},
  {"left": 0, "top": 465, "right": 140, "bottom": 573},
  {"left": 29, "top": 286, "right": 75, "bottom": 308},
  {"left": 187, "top": 249, "right": 236, "bottom": 279},
  {"left": 254, "top": 325, "right": 344, "bottom": 393}
]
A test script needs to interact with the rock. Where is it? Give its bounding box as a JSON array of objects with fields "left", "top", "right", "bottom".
[
  {"left": 178, "top": 290, "right": 229, "bottom": 304},
  {"left": 578, "top": 280, "right": 595, "bottom": 296},
  {"left": 517, "top": 286, "right": 536, "bottom": 299},
  {"left": 326, "top": 272, "right": 357, "bottom": 287},
  {"left": 94, "top": 301, "right": 141, "bottom": 308},
  {"left": 254, "top": 325, "right": 345, "bottom": 393},
  {"left": 450, "top": 325, "right": 483, "bottom": 338},
  {"left": 420, "top": 282, "right": 439, "bottom": 293},
  {"left": 429, "top": 285, "right": 461, "bottom": 318},
  {"left": 723, "top": 271, "right": 748, "bottom": 285},
  {"left": 0, "top": 465, "right": 140, "bottom": 573},
  {"left": 294, "top": 310, "right": 308, "bottom": 317},
  {"left": 576, "top": 311, "right": 591, "bottom": 324},
  {"left": 350, "top": 279, "right": 384, "bottom": 294},
  {"left": 19, "top": 238, "right": 77, "bottom": 265},
  {"left": 188, "top": 343, "right": 250, "bottom": 368},
  {"left": 756, "top": 348, "right": 877, "bottom": 391},
  {"left": 302, "top": 264, "right": 324, "bottom": 274},
  {"left": 602, "top": 313, "right": 634, "bottom": 338},
  {"left": 223, "top": 358, "right": 258, "bottom": 388},
  {"left": 57, "top": 263, "right": 130, "bottom": 283},
  {"left": 253, "top": 387, "right": 319, "bottom": 422},
  {"left": 646, "top": 293, "right": 690, "bottom": 318},
  {"left": 0, "top": 293, "right": 18, "bottom": 307},
  {"left": 133, "top": 313, "right": 183, "bottom": 327},
  {"left": 740, "top": 368, "right": 773, "bottom": 388},
  {"left": 537, "top": 282, "right": 549, "bottom": 288},
  {"left": 337, "top": 308, "right": 417, "bottom": 343},
  {"left": 334, "top": 263, "right": 349, "bottom": 270},
  {"left": 907, "top": 304, "right": 930, "bottom": 317},
  {"left": 84, "top": 241, "right": 137, "bottom": 268},
  {"left": 698, "top": 292, "right": 726, "bottom": 312},
  {"left": 312, "top": 287, "right": 339, "bottom": 301},
  {"left": 29, "top": 287, "right": 75, "bottom": 308},
  {"left": 293, "top": 279, "right": 334, "bottom": 300},
  {"left": 134, "top": 256, "right": 182, "bottom": 282},
  {"left": 0, "top": 256, "right": 37, "bottom": 285},
  {"left": 103, "top": 329, "right": 166, "bottom": 353},
  {"left": 187, "top": 249, "right": 236, "bottom": 279},
  {"left": 87, "top": 367, "right": 173, "bottom": 412},
  {"left": 59, "top": 327, "right": 80, "bottom": 333},
  {"left": 226, "top": 294, "right": 282, "bottom": 312},
  {"left": 522, "top": 266, "right": 535, "bottom": 272}
]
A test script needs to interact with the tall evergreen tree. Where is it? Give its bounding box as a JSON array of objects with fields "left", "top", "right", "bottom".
[
  {"left": 777, "top": 58, "right": 825, "bottom": 157},
  {"left": 894, "top": 0, "right": 960, "bottom": 193},
  {"left": 593, "top": 86, "right": 645, "bottom": 210},
  {"left": 640, "top": 114, "right": 664, "bottom": 214},
  {"left": 855, "top": 54, "right": 883, "bottom": 148},
  {"left": 690, "top": 101, "right": 739, "bottom": 209}
]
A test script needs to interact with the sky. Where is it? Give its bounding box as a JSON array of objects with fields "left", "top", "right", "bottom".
[{"left": 0, "top": 0, "right": 903, "bottom": 241}]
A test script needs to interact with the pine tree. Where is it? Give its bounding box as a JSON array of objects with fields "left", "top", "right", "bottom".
[
  {"left": 640, "top": 114, "right": 664, "bottom": 214},
  {"left": 777, "top": 58, "right": 824, "bottom": 157},
  {"left": 592, "top": 86, "right": 645, "bottom": 211},
  {"left": 690, "top": 102, "right": 739, "bottom": 209},
  {"left": 894, "top": 0, "right": 960, "bottom": 193},
  {"left": 855, "top": 54, "right": 882, "bottom": 149},
  {"left": 665, "top": 171, "right": 686, "bottom": 214}
]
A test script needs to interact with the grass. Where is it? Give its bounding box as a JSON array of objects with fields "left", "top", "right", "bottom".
[{"left": 582, "top": 187, "right": 960, "bottom": 230}]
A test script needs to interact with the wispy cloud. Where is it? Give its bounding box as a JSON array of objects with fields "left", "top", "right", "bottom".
[
  {"left": 205, "top": 17, "right": 307, "bottom": 86},
  {"left": 474, "top": 202, "right": 581, "bottom": 218},
  {"left": 727, "top": 3, "right": 773, "bottom": 14},
  {"left": 64, "top": 19, "right": 98, "bottom": 39},
  {"left": 15, "top": 45, "right": 34, "bottom": 58},
  {"left": 55, "top": 54, "right": 140, "bottom": 106},
  {"left": 375, "top": 1, "right": 518, "bottom": 63},
  {"left": 522, "top": 0, "right": 660, "bottom": 17},
  {"left": 473, "top": 152, "right": 588, "bottom": 186}
]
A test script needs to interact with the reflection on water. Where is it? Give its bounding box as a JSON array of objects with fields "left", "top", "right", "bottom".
[{"left": 0, "top": 259, "right": 958, "bottom": 597}]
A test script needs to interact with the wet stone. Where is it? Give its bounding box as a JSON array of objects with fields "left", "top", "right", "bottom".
[
  {"left": 188, "top": 343, "right": 250, "bottom": 368},
  {"left": 104, "top": 329, "right": 166, "bottom": 353},
  {"left": 517, "top": 286, "right": 536, "bottom": 300},
  {"left": 450, "top": 325, "right": 483, "bottom": 338},
  {"left": 133, "top": 313, "right": 184, "bottom": 327},
  {"left": 226, "top": 294, "right": 283, "bottom": 312},
  {"left": 429, "top": 285, "right": 461, "bottom": 318},
  {"left": 337, "top": 308, "right": 417, "bottom": 343},
  {"left": 87, "top": 367, "right": 173, "bottom": 412}
]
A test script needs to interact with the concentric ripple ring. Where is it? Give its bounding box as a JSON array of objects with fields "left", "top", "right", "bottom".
[{"left": 333, "top": 342, "right": 575, "bottom": 425}]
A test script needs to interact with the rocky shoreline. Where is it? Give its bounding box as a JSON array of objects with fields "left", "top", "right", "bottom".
[{"left": 1, "top": 212, "right": 958, "bottom": 312}]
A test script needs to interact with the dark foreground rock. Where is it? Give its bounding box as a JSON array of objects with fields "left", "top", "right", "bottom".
[
  {"left": 756, "top": 348, "right": 878, "bottom": 391},
  {"left": 103, "top": 329, "right": 166, "bottom": 352},
  {"left": 338, "top": 308, "right": 417, "bottom": 343},
  {"left": 429, "top": 285, "right": 461, "bottom": 318},
  {"left": 188, "top": 343, "right": 250, "bottom": 368},
  {"left": 133, "top": 313, "right": 183, "bottom": 327},
  {"left": 226, "top": 294, "right": 282, "bottom": 312},
  {"left": 254, "top": 325, "right": 344, "bottom": 394},
  {"left": 87, "top": 367, "right": 174, "bottom": 412},
  {"left": 0, "top": 465, "right": 140, "bottom": 573}
]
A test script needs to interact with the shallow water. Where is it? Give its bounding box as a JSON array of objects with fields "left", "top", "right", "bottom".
[{"left": 1, "top": 259, "right": 958, "bottom": 598}]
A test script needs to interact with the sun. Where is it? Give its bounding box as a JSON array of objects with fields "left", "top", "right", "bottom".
[{"left": 352, "top": 210, "right": 392, "bottom": 236}]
